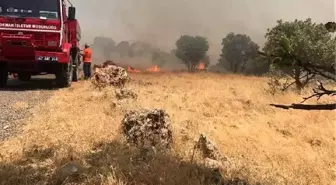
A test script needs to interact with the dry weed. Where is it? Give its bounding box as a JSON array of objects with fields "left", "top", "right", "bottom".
[
  {"left": 11, "top": 101, "right": 29, "bottom": 110},
  {"left": 0, "top": 72, "right": 335, "bottom": 185}
]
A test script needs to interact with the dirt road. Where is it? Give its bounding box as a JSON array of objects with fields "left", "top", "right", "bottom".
[{"left": 0, "top": 76, "right": 55, "bottom": 141}]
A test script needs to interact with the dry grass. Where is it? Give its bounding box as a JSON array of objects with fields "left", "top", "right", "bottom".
[
  {"left": 0, "top": 72, "right": 335, "bottom": 185},
  {"left": 11, "top": 101, "right": 29, "bottom": 110}
]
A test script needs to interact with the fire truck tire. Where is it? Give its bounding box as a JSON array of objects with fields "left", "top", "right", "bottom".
[
  {"left": 0, "top": 63, "right": 8, "bottom": 88},
  {"left": 72, "top": 66, "right": 78, "bottom": 82},
  {"left": 71, "top": 52, "right": 79, "bottom": 82},
  {"left": 56, "top": 63, "right": 73, "bottom": 88},
  {"left": 18, "top": 73, "right": 31, "bottom": 81}
]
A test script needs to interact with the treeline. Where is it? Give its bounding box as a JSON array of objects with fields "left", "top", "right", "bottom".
[
  {"left": 171, "top": 18, "right": 335, "bottom": 95},
  {"left": 90, "top": 37, "right": 183, "bottom": 69},
  {"left": 173, "top": 33, "right": 269, "bottom": 75},
  {"left": 91, "top": 18, "right": 335, "bottom": 93}
]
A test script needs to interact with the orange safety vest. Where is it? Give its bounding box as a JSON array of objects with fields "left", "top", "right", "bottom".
[{"left": 83, "top": 48, "right": 92, "bottom": 63}]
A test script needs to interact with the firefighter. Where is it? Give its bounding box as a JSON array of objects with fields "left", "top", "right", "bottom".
[{"left": 80, "top": 43, "right": 92, "bottom": 80}]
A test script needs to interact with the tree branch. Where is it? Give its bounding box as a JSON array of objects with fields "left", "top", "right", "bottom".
[
  {"left": 258, "top": 51, "right": 336, "bottom": 81},
  {"left": 302, "top": 62, "right": 336, "bottom": 75},
  {"left": 270, "top": 103, "right": 336, "bottom": 110},
  {"left": 302, "top": 74, "right": 315, "bottom": 87},
  {"left": 281, "top": 81, "right": 296, "bottom": 91},
  {"left": 301, "top": 81, "right": 336, "bottom": 103},
  {"left": 304, "top": 67, "right": 336, "bottom": 82},
  {"left": 281, "top": 71, "right": 313, "bottom": 91}
]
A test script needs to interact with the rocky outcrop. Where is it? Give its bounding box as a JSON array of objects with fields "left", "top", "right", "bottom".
[
  {"left": 122, "top": 109, "right": 173, "bottom": 149},
  {"left": 91, "top": 64, "right": 129, "bottom": 89},
  {"left": 115, "top": 88, "right": 138, "bottom": 100}
]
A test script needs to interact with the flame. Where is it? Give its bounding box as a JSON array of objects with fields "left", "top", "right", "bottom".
[
  {"left": 127, "top": 66, "right": 141, "bottom": 73},
  {"left": 197, "top": 62, "right": 205, "bottom": 70},
  {"left": 126, "top": 65, "right": 161, "bottom": 73},
  {"left": 146, "top": 65, "right": 160, "bottom": 72}
]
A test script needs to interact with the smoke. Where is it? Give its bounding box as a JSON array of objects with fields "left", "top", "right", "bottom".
[{"left": 72, "top": 0, "right": 334, "bottom": 63}]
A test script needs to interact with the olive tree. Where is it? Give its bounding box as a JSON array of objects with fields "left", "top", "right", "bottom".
[
  {"left": 219, "top": 33, "right": 259, "bottom": 73},
  {"left": 174, "top": 35, "right": 209, "bottom": 72},
  {"left": 260, "top": 19, "right": 336, "bottom": 110},
  {"left": 151, "top": 49, "right": 170, "bottom": 67},
  {"left": 262, "top": 18, "right": 335, "bottom": 91}
]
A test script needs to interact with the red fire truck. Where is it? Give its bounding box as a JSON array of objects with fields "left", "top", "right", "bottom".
[{"left": 0, "top": 0, "right": 81, "bottom": 88}]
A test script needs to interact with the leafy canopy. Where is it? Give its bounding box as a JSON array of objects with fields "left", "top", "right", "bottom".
[
  {"left": 175, "top": 35, "right": 209, "bottom": 66},
  {"left": 151, "top": 49, "right": 171, "bottom": 67},
  {"left": 263, "top": 18, "right": 335, "bottom": 68},
  {"left": 218, "top": 32, "right": 259, "bottom": 73}
]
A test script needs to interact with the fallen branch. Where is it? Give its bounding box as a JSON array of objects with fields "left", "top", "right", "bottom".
[
  {"left": 270, "top": 103, "right": 336, "bottom": 110},
  {"left": 259, "top": 51, "right": 336, "bottom": 111},
  {"left": 269, "top": 80, "right": 336, "bottom": 111},
  {"left": 301, "top": 81, "right": 336, "bottom": 103}
]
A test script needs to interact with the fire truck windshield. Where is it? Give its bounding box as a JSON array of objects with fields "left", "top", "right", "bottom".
[{"left": 0, "top": 0, "right": 59, "bottom": 20}]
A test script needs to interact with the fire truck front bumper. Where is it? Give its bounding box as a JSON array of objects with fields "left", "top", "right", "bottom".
[{"left": 0, "top": 50, "right": 70, "bottom": 73}]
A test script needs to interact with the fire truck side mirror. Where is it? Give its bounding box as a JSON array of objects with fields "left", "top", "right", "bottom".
[{"left": 68, "top": 6, "right": 76, "bottom": 20}]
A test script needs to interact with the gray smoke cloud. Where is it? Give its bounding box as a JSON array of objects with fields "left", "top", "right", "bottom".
[{"left": 71, "top": 0, "right": 334, "bottom": 60}]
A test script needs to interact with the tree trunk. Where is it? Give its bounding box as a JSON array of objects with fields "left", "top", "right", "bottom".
[
  {"left": 294, "top": 67, "right": 303, "bottom": 91},
  {"left": 233, "top": 62, "right": 239, "bottom": 73},
  {"left": 191, "top": 64, "right": 196, "bottom": 72},
  {"left": 187, "top": 62, "right": 192, "bottom": 72},
  {"left": 241, "top": 59, "right": 247, "bottom": 73}
]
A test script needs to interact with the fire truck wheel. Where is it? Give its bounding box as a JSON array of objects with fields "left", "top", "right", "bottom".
[
  {"left": 18, "top": 73, "right": 31, "bottom": 81},
  {"left": 0, "top": 64, "right": 8, "bottom": 88},
  {"left": 71, "top": 52, "right": 79, "bottom": 82},
  {"left": 72, "top": 66, "right": 78, "bottom": 82},
  {"left": 56, "top": 63, "right": 73, "bottom": 88}
]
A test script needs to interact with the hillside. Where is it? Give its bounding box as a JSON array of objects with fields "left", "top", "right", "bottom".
[{"left": 0, "top": 72, "right": 335, "bottom": 185}]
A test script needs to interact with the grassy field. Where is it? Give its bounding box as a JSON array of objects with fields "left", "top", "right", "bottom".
[{"left": 0, "top": 72, "right": 335, "bottom": 185}]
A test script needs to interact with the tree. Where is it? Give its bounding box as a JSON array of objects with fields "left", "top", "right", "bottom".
[
  {"left": 325, "top": 22, "right": 336, "bottom": 33},
  {"left": 130, "top": 41, "right": 153, "bottom": 57},
  {"left": 151, "top": 49, "right": 169, "bottom": 67},
  {"left": 260, "top": 19, "right": 336, "bottom": 110},
  {"left": 115, "top": 41, "right": 131, "bottom": 57},
  {"left": 218, "top": 33, "right": 259, "bottom": 73},
  {"left": 91, "top": 36, "right": 116, "bottom": 59},
  {"left": 202, "top": 55, "right": 210, "bottom": 68},
  {"left": 175, "top": 35, "right": 209, "bottom": 72},
  {"left": 262, "top": 18, "right": 336, "bottom": 91},
  {"left": 170, "top": 49, "right": 177, "bottom": 56},
  {"left": 247, "top": 56, "right": 271, "bottom": 76}
]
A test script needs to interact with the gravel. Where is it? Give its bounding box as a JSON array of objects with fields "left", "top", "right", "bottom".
[{"left": 0, "top": 76, "right": 55, "bottom": 141}]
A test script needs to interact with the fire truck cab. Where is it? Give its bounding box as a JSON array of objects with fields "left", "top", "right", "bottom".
[{"left": 0, "top": 0, "right": 81, "bottom": 88}]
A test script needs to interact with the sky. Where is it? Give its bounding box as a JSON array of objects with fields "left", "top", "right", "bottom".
[{"left": 70, "top": 0, "right": 335, "bottom": 57}]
